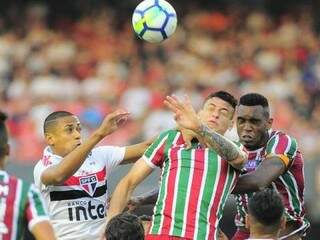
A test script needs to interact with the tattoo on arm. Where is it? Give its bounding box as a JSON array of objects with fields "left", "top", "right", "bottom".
[{"left": 198, "top": 124, "right": 240, "bottom": 161}]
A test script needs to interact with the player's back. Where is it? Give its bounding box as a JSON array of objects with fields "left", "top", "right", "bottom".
[{"left": 0, "top": 170, "right": 48, "bottom": 240}]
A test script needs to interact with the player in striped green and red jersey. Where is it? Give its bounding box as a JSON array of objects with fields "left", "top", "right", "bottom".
[
  {"left": 107, "top": 91, "right": 247, "bottom": 240},
  {"left": 231, "top": 93, "right": 310, "bottom": 240},
  {"left": 0, "top": 112, "right": 56, "bottom": 240}
]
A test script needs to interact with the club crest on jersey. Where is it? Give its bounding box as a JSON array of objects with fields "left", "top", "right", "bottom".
[{"left": 79, "top": 175, "right": 98, "bottom": 197}]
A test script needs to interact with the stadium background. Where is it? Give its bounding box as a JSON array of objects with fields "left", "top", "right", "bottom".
[{"left": 0, "top": 0, "right": 319, "bottom": 238}]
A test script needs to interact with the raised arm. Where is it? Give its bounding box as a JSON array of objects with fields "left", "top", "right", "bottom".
[
  {"left": 41, "top": 110, "right": 129, "bottom": 185},
  {"left": 164, "top": 95, "right": 247, "bottom": 170},
  {"left": 233, "top": 133, "right": 296, "bottom": 194},
  {"left": 121, "top": 136, "right": 156, "bottom": 164},
  {"left": 107, "top": 158, "right": 154, "bottom": 221},
  {"left": 232, "top": 156, "right": 286, "bottom": 194}
]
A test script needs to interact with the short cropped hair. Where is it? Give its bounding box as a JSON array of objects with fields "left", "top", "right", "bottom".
[
  {"left": 239, "top": 93, "right": 270, "bottom": 117},
  {"left": 43, "top": 111, "right": 74, "bottom": 134},
  {"left": 0, "top": 112, "right": 8, "bottom": 158},
  {"left": 248, "top": 189, "right": 284, "bottom": 226},
  {"left": 205, "top": 91, "right": 238, "bottom": 109},
  {"left": 105, "top": 213, "right": 144, "bottom": 240}
]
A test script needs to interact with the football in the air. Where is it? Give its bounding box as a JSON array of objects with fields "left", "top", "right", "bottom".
[{"left": 132, "top": 0, "right": 177, "bottom": 43}]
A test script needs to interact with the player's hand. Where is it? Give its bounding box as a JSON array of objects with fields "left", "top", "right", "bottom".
[
  {"left": 179, "top": 128, "right": 197, "bottom": 149},
  {"left": 127, "top": 197, "right": 141, "bottom": 213},
  {"left": 164, "top": 95, "right": 202, "bottom": 133},
  {"left": 96, "top": 109, "right": 130, "bottom": 137}
]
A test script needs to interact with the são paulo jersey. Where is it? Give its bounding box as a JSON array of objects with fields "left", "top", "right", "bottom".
[{"left": 34, "top": 146, "right": 125, "bottom": 240}]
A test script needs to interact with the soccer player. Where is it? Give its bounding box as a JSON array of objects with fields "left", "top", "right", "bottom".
[
  {"left": 231, "top": 93, "right": 310, "bottom": 240},
  {"left": 246, "top": 189, "right": 286, "bottom": 240},
  {"left": 105, "top": 212, "right": 145, "bottom": 240},
  {"left": 107, "top": 91, "right": 247, "bottom": 240},
  {"left": 0, "top": 112, "right": 56, "bottom": 240},
  {"left": 33, "top": 110, "right": 152, "bottom": 240}
]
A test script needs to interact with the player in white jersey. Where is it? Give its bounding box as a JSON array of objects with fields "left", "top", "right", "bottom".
[{"left": 33, "top": 110, "right": 152, "bottom": 240}]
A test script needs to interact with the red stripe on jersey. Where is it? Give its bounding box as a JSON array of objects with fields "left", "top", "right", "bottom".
[
  {"left": 3, "top": 177, "right": 18, "bottom": 240},
  {"left": 176, "top": 134, "right": 185, "bottom": 145},
  {"left": 62, "top": 167, "right": 106, "bottom": 186},
  {"left": 26, "top": 201, "right": 33, "bottom": 222},
  {"left": 208, "top": 161, "right": 229, "bottom": 239},
  {"left": 184, "top": 149, "right": 205, "bottom": 239},
  {"left": 274, "top": 180, "right": 295, "bottom": 216},
  {"left": 161, "top": 147, "right": 179, "bottom": 235},
  {"left": 151, "top": 142, "right": 166, "bottom": 167},
  {"left": 275, "top": 134, "right": 289, "bottom": 154}
]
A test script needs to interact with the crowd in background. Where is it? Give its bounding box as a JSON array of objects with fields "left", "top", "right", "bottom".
[{"left": 0, "top": 2, "right": 319, "bottom": 162}]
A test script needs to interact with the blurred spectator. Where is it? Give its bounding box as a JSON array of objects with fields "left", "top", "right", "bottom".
[{"left": 0, "top": 2, "right": 319, "bottom": 164}]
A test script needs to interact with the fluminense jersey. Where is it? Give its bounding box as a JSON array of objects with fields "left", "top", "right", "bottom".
[
  {"left": 234, "top": 130, "right": 310, "bottom": 233},
  {"left": 144, "top": 129, "right": 240, "bottom": 240},
  {"left": 34, "top": 146, "right": 125, "bottom": 240},
  {"left": 0, "top": 170, "right": 49, "bottom": 240}
]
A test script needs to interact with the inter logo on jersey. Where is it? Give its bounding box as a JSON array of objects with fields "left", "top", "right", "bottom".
[{"left": 79, "top": 175, "right": 98, "bottom": 197}]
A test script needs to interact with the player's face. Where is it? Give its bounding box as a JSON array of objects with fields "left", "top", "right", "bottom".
[
  {"left": 236, "top": 105, "right": 272, "bottom": 150},
  {"left": 47, "top": 116, "right": 82, "bottom": 157},
  {"left": 198, "top": 97, "right": 234, "bottom": 135}
]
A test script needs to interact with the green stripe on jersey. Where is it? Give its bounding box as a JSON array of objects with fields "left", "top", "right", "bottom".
[
  {"left": 286, "top": 137, "right": 297, "bottom": 158},
  {"left": 172, "top": 149, "right": 193, "bottom": 236},
  {"left": 281, "top": 173, "right": 301, "bottom": 214},
  {"left": 144, "top": 130, "right": 170, "bottom": 158},
  {"left": 16, "top": 180, "right": 29, "bottom": 240},
  {"left": 150, "top": 131, "right": 179, "bottom": 234},
  {"left": 266, "top": 135, "right": 277, "bottom": 154},
  {"left": 196, "top": 150, "right": 219, "bottom": 240},
  {"left": 29, "top": 185, "right": 46, "bottom": 216}
]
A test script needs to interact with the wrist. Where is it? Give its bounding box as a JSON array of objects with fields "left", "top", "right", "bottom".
[
  {"left": 91, "top": 130, "right": 106, "bottom": 140},
  {"left": 194, "top": 122, "right": 206, "bottom": 136}
]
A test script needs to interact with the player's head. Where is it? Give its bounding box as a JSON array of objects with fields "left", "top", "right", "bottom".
[
  {"left": 0, "top": 112, "right": 9, "bottom": 166},
  {"left": 246, "top": 189, "right": 286, "bottom": 238},
  {"left": 105, "top": 213, "right": 144, "bottom": 240},
  {"left": 236, "top": 93, "right": 273, "bottom": 150},
  {"left": 43, "top": 111, "right": 82, "bottom": 157},
  {"left": 198, "top": 91, "right": 237, "bottom": 135}
]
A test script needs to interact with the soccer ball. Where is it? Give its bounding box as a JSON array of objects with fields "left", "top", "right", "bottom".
[{"left": 132, "top": 0, "right": 177, "bottom": 43}]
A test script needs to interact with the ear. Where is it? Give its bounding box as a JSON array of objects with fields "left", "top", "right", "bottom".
[
  {"left": 45, "top": 133, "right": 55, "bottom": 146},
  {"left": 280, "top": 216, "right": 286, "bottom": 230},
  {"left": 228, "top": 118, "right": 234, "bottom": 130},
  {"left": 266, "top": 118, "right": 273, "bottom": 130},
  {"left": 245, "top": 214, "right": 250, "bottom": 230}
]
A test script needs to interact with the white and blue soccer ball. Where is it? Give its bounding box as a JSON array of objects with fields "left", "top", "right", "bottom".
[{"left": 132, "top": 0, "right": 177, "bottom": 43}]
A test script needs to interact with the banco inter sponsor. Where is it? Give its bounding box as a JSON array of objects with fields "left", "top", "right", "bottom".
[{"left": 67, "top": 200, "right": 105, "bottom": 221}]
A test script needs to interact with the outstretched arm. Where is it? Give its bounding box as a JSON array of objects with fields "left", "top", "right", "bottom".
[
  {"left": 232, "top": 156, "right": 286, "bottom": 194},
  {"left": 128, "top": 187, "right": 159, "bottom": 212},
  {"left": 121, "top": 136, "right": 156, "bottom": 164},
  {"left": 164, "top": 95, "right": 247, "bottom": 169},
  {"left": 41, "top": 109, "right": 129, "bottom": 185},
  {"left": 107, "top": 158, "right": 154, "bottom": 222}
]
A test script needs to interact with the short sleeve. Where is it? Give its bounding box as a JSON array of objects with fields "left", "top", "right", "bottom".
[
  {"left": 93, "top": 146, "right": 125, "bottom": 173},
  {"left": 26, "top": 184, "right": 50, "bottom": 231},
  {"left": 143, "top": 130, "right": 170, "bottom": 169},
  {"left": 265, "top": 132, "right": 298, "bottom": 167},
  {"left": 33, "top": 161, "right": 51, "bottom": 190}
]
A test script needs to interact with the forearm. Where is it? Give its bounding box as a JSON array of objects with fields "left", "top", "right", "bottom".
[
  {"left": 122, "top": 140, "right": 151, "bottom": 164},
  {"left": 42, "top": 131, "right": 104, "bottom": 185},
  {"left": 232, "top": 174, "right": 263, "bottom": 194},
  {"left": 107, "top": 179, "right": 135, "bottom": 221},
  {"left": 196, "top": 124, "right": 243, "bottom": 162},
  {"left": 31, "top": 221, "right": 56, "bottom": 240},
  {"left": 135, "top": 187, "right": 159, "bottom": 205}
]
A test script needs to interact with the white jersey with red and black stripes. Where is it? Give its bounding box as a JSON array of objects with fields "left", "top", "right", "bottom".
[{"left": 34, "top": 146, "right": 125, "bottom": 240}]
